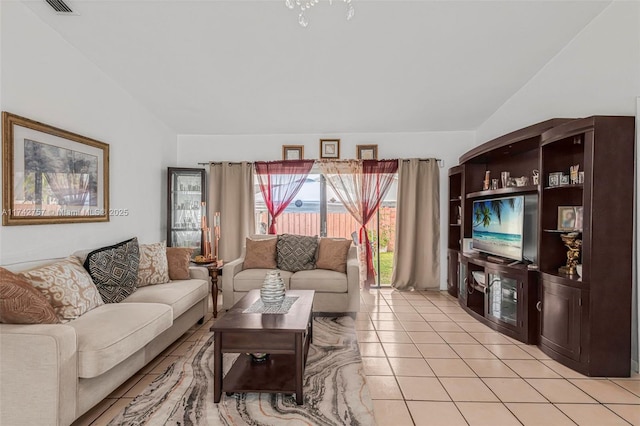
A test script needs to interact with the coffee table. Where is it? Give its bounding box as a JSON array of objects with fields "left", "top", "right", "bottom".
[{"left": 211, "top": 289, "right": 314, "bottom": 405}]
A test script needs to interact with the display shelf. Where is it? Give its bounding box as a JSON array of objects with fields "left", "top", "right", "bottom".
[
  {"left": 466, "top": 185, "right": 538, "bottom": 199},
  {"left": 543, "top": 184, "right": 583, "bottom": 191},
  {"left": 167, "top": 167, "right": 206, "bottom": 254}
]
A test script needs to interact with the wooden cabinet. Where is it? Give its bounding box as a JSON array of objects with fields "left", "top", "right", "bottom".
[
  {"left": 454, "top": 116, "right": 634, "bottom": 376},
  {"left": 539, "top": 279, "right": 582, "bottom": 361},
  {"left": 447, "top": 165, "right": 464, "bottom": 297},
  {"left": 458, "top": 254, "right": 538, "bottom": 343},
  {"left": 537, "top": 116, "right": 634, "bottom": 377}
]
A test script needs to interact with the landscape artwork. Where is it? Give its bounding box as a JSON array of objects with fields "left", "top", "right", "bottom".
[{"left": 472, "top": 196, "right": 524, "bottom": 260}]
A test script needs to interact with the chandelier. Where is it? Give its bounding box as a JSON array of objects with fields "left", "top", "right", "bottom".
[{"left": 286, "top": 0, "right": 355, "bottom": 27}]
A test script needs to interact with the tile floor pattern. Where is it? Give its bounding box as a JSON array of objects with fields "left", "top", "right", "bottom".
[{"left": 73, "top": 289, "right": 640, "bottom": 426}]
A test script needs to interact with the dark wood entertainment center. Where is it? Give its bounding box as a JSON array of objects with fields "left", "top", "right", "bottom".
[{"left": 448, "top": 116, "right": 635, "bottom": 377}]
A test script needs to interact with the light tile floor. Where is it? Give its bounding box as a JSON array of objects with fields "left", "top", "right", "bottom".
[{"left": 73, "top": 289, "right": 640, "bottom": 425}]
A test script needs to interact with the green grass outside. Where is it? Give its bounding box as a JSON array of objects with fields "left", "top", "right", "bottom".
[{"left": 375, "top": 251, "right": 394, "bottom": 285}]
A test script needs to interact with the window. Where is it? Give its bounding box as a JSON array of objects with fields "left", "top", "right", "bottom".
[{"left": 254, "top": 167, "right": 398, "bottom": 287}]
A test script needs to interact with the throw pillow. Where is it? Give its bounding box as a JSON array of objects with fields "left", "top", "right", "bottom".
[
  {"left": 84, "top": 237, "right": 140, "bottom": 303},
  {"left": 166, "top": 247, "right": 193, "bottom": 280},
  {"left": 316, "top": 238, "right": 352, "bottom": 273},
  {"left": 19, "top": 257, "right": 104, "bottom": 322},
  {"left": 243, "top": 237, "right": 277, "bottom": 269},
  {"left": 0, "top": 267, "right": 60, "bottom": 324},
  {"left": 276, "top": 234, "right": 318, "bottom": 272},
  {"left": 137, "top": 241, "right": 170, "bottom": 286}
]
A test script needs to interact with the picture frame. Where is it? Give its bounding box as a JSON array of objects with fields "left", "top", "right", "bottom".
[
  {"left": 320, "top": 139, "right": 340, "bottom": 159},
  {"left": 356, "top": 144, "right": 378, "bottom": 160},
  {"left": 558, "top": 206, "right": 581, "bottom": 231},
  {"left": 2, "top": 112, "right": 110, "bottom": 225},
  {"left": 560, "top": 174, "right": 570, "bottom": 185},
  {"left": 282, "top": 145, "right": 304, "bottom": 161},
  {"left": 548, "top": 172, "right": 562, "bottom": 187}
]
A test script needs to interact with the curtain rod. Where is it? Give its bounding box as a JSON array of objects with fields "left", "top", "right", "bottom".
[{"left": 198, "top": 158, "right": 443, "bottom": 166}]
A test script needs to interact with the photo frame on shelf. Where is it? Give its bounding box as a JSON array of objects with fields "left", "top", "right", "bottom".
[
  {"left": 2, "top": 112, "right": 110, "bottom": 225},
  {"left": 320, "top": 139, "right": 340, "bottom": 159},
  {"left": 356, "top": 144, "right": 378, "bottom": 160},
  {"left": 282, "top": 145, "right": 304, "bottom": 160},
  {"left": 558, "top": 206, "right": 582, "bottom": 231},
  {"left": 548, "top": 172, "right": 562, "bottom": 187}
]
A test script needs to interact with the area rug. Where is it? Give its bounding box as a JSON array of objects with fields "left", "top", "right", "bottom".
[{"left": 108, "top": 316, "right": 375, "bottom": 425}]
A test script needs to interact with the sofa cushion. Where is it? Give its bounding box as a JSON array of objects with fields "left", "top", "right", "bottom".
[
  {"left": 20, "top": 256, "right": 104, "bottom": 322},
  {"left": 84, "top": 237, "right": 140, "bottom": 303},
  {"left": 290, "top": 269, "right": 348, "bottom": 293},
  {"left": 166, "top": 247, "right": 193, "bottom": 280},
  {"left": 68, "top": 302, "right": 172, "bottom": 378},
  {"left": 0, "top": 267, "right": 60, "bottom": 324},
  {"left": 316, "top": 238, "right": 352, "bottom": 273},
  {"left": 243, "top": 237, "right": 277, "bottom": 269},
  {"left": 233, "top": 269, "right": 293, "bottom": 292},
  {"left": 121, "top": 279, "right": 208, "bottom": 320},
  {"left": 276, "top": 234, "right": 318, "bottom": 272},
  {"left": 137, "top": 241, "right": 170, "bottom": 286}
]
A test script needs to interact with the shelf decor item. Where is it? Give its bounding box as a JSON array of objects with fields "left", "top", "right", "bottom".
[
  {"left": 557, "top": 206, "right": 580, "bottom": 231},
  {"left": 548, "top": 172, "right": 562, "bottom": 187},
  {"left": 483, "top": 171, "right": 491, "bottom": 190},
  {"left": 558, "top": 232, "right": 582, "bottom": 275},
  {"left": 500, "top": 171, "right": 510, "bottom": 188},
  {"left": 260, "top": 270, "right": 286, "bottom": 306}
]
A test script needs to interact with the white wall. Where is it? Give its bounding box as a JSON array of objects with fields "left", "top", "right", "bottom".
[
  {"left": 0, "top": 2, "right": 177, "bottom": 265},
  {"left": 178, "top": 131, "right": 476, "bottom": 288},
  {"left": 476, "top": 1, "right": 640, "bottom": 142}
]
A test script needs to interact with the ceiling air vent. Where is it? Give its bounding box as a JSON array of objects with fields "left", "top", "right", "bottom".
[{"left": 45, "top": 0, "right": 74, "bottom": 14}]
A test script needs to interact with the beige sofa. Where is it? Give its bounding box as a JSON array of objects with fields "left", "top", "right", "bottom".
[
  {"left": 222, "top": 235, "right": 360, "bottom": 313},
  {"left": 0, "top": 257, "right": 209, "bottom": 426}
]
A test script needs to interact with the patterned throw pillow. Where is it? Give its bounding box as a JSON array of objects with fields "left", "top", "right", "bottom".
[
  {"left": 0, "top": 267, "right": 60, "bottom": 324},
  {"left": 243, "top": 238, "right": 277, "bottom": 269},
  {"left": 137, "top": 241, "right": 170, "bottom": 286},
  {"left": 166, "top": 247, "right": 193, "bottom": 280},
  {"left": 316, "top": 238, "right": 352, "bottom": 273},
  {"left": 19, "top": 257, "right": 104, "bottom": 322},
  {"left": 84, "top": 238, "right": 140, "bottom": 303},
  {"left": 276, "top": 234, "right": 318, "bottom": 272}
]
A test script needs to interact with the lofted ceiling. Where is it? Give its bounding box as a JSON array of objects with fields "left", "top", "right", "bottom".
[{"left": 22, "top": 0, "right": 610, "bottom": 135}]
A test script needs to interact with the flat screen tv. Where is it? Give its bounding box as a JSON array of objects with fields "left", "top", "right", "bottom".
[{"left": 472, "top": 195, "right": 525, "bottom": 261}]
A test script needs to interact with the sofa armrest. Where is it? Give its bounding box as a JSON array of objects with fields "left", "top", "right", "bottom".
[
  {"left": 222, "top": 257, "right": 245, "bottom": 310},
  {"left": 189, "top": 265, "right": 209, "bottom": 281},
  {"left": 346, "top": 246, "right": 360, "bottom": 312},
  {"left": 0, "top": 324, "right": 78, "bottom": 426}
]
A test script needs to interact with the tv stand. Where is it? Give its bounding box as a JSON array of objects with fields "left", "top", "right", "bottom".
[
  {"left": 486, "top": 255, "right": 510, "bottom": 264},
  {"left": 459, "top": 253, "right": 538, "bottom": 343}
]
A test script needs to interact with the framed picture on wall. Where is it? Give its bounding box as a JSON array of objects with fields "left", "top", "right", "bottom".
[
  {"left": 282, "top": 145, "right": 304, "bottom": 160},
  {"left": 357, "top": 144, "right": 378, "bottom": 160},
  {"left": 320, "top": 139, "right": 340, "bottom": 159},
  {"left": 2, "top": 112, "right": 110, "bottom": 225}
]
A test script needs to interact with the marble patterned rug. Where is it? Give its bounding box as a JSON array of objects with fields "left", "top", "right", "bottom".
[{"left": 108, "top": 316, "right": 375, "bottom": 425}]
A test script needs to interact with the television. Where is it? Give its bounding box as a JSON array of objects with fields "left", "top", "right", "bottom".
[{"left": 472, "top": 195, "right": 535, "bottom": 262}]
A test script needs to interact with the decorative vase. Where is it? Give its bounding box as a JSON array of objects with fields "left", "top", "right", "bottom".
[{"left": 260, "top": 270, "right": 285, "bottom": 306}]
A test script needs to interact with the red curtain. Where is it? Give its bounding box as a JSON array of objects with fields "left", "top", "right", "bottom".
[
  {"left": 359, "top": 160, "right": 399, "bottom": 286},
  {"left": 254, "top": 160, "right": 315, "bottom": 234}
]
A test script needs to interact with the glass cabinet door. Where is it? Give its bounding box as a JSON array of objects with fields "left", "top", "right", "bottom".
[
  {"left": 167, "top": 168, "right": 205, "bottom": 254},
  {"left": 458, "top": 260, "right": 467, "bottom": 303},
  {"left": 487, "top": 273, "right": 518, "bottom": 326}
]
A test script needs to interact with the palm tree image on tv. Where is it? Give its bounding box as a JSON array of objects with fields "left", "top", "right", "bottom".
[{"left": 472, "top": 196, "right": 524, "bottom": 260}]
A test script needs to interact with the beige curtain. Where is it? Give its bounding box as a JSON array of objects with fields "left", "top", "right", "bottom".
[
  {"left": 208, "top": 162, "right": 255, "bottom": 262},
  {"left": 392, "top": 159, "right": 440, "bottom": 290}
]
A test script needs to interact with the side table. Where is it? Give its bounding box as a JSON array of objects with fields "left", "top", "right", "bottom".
[{"left": 206, "top": 261, "right": 223, "bottom": 318}]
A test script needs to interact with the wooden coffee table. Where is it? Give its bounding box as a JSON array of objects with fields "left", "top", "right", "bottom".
[{"left": 211, "top": 289, "right": 314, "bottom": 405}]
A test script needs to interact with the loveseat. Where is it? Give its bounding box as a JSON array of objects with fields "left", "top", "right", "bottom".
[
  {"left": 222, "top": 234, "right": 360, "bottom": 313},
  {"left": 0, "top": 241, "right": 209, "bottom": 426}
]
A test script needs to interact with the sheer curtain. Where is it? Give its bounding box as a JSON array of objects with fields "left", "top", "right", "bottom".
[
  {"left": 254, "top": 160, "right": 315, "bottom": 234},
  {"left": 318, "top": 159, "right": 398, "bottom": 287},
  {"left": 392, "top": 159, "right": 440, "bottom": 290},
  {"left": 208, "top": 162, "right": 255, "bottom": 262}
]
